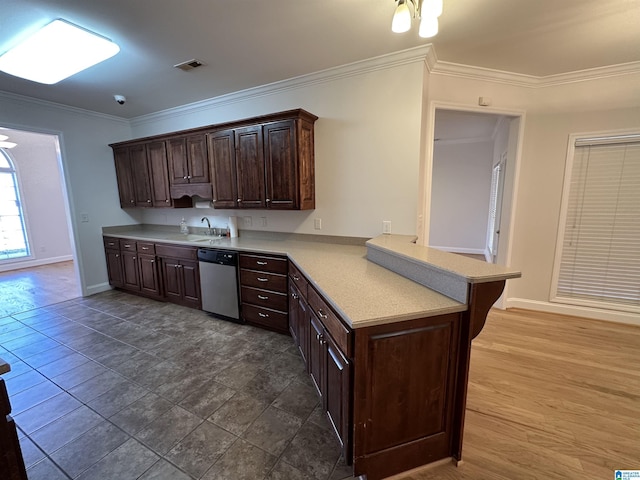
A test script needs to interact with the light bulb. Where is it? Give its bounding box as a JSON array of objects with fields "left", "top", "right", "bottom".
[
  {"left": 423, "top": 0, "right": 443, "bottom": 18},
  {"left": 419, "top": 15, "right": 438, "bottom": 38},
  {"left": 392, "top": 1, "right": 412, "bottom": 33}
]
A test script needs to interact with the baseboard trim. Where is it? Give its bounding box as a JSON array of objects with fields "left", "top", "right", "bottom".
[
  {"left": 85, "top": 283, "right": 112, "bottom": 296},
  {"left": 0, "top": 255, "right": 73, "bottom": 273},
  {"left": 505, "top": 298, "right": 640, "bottom": 327}
]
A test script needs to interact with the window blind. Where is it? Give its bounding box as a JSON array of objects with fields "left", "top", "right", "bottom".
[{"left": 554, "top": 140, "right": 640, "bottom": 312}]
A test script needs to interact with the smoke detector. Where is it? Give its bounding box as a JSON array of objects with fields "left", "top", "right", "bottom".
[{"left": 173, "top": 59, "right": 204, "bottom": 71}]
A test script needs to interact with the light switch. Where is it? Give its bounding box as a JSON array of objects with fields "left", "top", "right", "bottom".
[
  {"left": 383, "top": 221, "right": 391, "bottom": 234},
  {"left": 314, "top": 218, "right": 322, "bottom": 230},
  {"left": 80, "top": 213, "right": 89, "bottom": 223}
]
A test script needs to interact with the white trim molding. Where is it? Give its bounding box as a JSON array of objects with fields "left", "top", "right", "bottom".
[
  {"left": 506, "top": 298, "right": 640, "bottom": 327},
  {"left": 0, "top": 255, "right": 73, "bottom": 273}
]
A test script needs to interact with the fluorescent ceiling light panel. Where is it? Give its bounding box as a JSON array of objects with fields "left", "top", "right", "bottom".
[{"left": 0, "top": 19, "right": 120, "bottom": 84}]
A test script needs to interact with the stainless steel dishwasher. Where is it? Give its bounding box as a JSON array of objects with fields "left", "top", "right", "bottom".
[{"left": 197, "top": 248, "right": 241, "bottom": 322}]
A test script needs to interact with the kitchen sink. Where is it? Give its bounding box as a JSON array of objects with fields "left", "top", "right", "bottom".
[{"left": 164, "top": 234, "right": 221, "bottom": 242}]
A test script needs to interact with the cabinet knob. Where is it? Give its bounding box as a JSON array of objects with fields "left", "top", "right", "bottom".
[
  {"left": 187, "top": 175, "right": 192, "bottom": 179},
  {"left": 291, "top": 292, "right": 298, "bottom": 299},
  {"left": 165, "top": 199, "right": 170, "bottom": 203},
  {"left": 316, "top": 333, "right": 323, "bottom": 342},
  {"left": 266, "top": 198, "right": 271, "bottom": 203},
  {"left": 212, "top": 199, "right": 216, "bottom": 203},
  {"left": 292, "top": 274, "right": 300, "bottom": 281},
  {"left": 183, "top": 176, "right": 188, "bottom": 179},
  {"left": 147, "top": 199, "right": 151, "bottom": 203},
  {"left": 115, "top": 254, "right": 120, "bottom": 258},
  {"left": 151, "top": 259, "right": 155, "bottom": 263},
  {"left": 237, "top": 198, "right": 242, "bottom": 203}
]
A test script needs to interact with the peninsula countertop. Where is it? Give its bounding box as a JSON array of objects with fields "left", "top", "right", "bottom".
[{"left": 102, "top": 225, "right": 520, "bottom": 329}]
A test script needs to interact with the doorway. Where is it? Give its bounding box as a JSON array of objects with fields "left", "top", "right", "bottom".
[
  {"left": 0, "top": 127, "right": 79, "bottom": 297},
  {"left": 421, "top": 105, "right": 523, "bottom": 273}
]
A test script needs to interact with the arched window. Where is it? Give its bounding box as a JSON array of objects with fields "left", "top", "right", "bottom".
[{"left": 0, "top": 150, "right": 30, "bottom": 260}]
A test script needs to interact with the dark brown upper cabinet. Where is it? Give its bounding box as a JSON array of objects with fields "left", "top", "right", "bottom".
[
  {"left": 110, "top": 109, "right": 317, "bottom": 210},
  {"left": 207, "top": 110, "right": 317, "bottom": 210},
  {"left": 113, "top": 142, "right": 172, "bottom": 208}
]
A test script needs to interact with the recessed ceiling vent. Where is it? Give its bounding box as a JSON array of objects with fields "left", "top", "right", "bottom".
[{"left": 173, "top": 59, "right": 204, "bottom": 71}]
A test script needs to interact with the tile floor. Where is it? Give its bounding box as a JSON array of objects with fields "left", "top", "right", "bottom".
[{"left": 1, "top": 286, "right": 355, "bottom": 480}]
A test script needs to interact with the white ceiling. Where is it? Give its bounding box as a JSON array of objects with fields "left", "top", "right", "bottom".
[{"left": 1, "top": 0, "right": 639, "bottom": 118}]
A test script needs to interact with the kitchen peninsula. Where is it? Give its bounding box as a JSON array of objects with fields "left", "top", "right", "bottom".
[{"left": 102, "top": 225, "right": 520, "bottom": 479}]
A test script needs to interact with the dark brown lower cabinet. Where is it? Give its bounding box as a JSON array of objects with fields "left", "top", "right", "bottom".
[
  {"left": 105, "top": 248, "right": 124, "bottom": 288},
  {"left": 158, "top": 257, "right": 200, "bottom": 308},
  {"left": 121, "top": 250, "right": 140, "bottom": 290},
  {"left": 138, "top": 254, "right": 161, "bottom": 297},
  {"left": 0, "top": 377, "right": 28, "bottom": 480}
]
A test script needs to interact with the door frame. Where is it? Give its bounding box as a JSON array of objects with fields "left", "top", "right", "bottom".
[{"left": 417, "top": 101, "right": 526, "bottom": 308}]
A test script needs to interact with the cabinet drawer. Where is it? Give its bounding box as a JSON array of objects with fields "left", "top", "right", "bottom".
[
  {"left": 240, "top": 269, "right": 287, "bottom": 293},
  {"left": 242, "top": 303, "right": 288, "bottom": 332},
  {"left": 120, "top": 239, "right": 137, "bottom": 251},
  {"left": 103, "top": 237, "right": 120, "bottom": 250},
  {"left": 288, "top": 261, "right": 308, "bottom": 298},
  {"left": 156, "top": 243, "right": 198, "bottom": 260},
  {"left": 308, "top": 287, "right": 352, "bottom": 358},
  {"left": 137, "top": 242, "right": 155, "bottom": 254},
  {"left": 241, "top": 286, "right": 288, "bottom": 312},
  {"left": 239, "top": 254, "right": 287, "bottom": 274}
]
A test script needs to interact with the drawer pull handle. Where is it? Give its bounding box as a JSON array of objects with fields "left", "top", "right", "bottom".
[
  {"left": 317, "top": 309, "right": 328, "bottom": 320},
  {"left": 257, "top": 261, "right": 268, "bottom": 265},
  {"left": 142, "top": 247, "right": 149, "bottom": 250},
  {"left": 316, "top": 333, "right": 323, "bottom": 342},
  {"left": 108, "top": 242, "right": 115, "bottom": 246},
  {"left": 257, "top": 277, "right": 269, "bottom": 282},
  {"left": 124, "top": 244, "right": 131, "bottom": 248},
  {"left": 292, "top": 274, "right": 300, "bottom": 281},
  {"left": 258, "top": 295, "right": 269, "bottom": 300},
  {"left": 258, "top": 312, "right": 269, "bottom": 318}
]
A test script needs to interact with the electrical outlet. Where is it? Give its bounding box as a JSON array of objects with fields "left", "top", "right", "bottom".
[
  {"left": 314, "top": 218, "right": 322, "bottom": 230},
  {"left": 383, "top": 220, "right": 392, "bottom": 234},
  {"left": 243, "top": 216, "right": 252, "bottom": 227},
  {"left": 260, "top": 217, "right": 267, "bottom": 227},
  {"left": 80, "top": 213, "right": 89, "bottom": 223}
]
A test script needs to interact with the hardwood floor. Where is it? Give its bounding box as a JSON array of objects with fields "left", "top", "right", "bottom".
[
  {"left": 388, "top": 308, "right": 640, "bottom": 480},
  {"left": 0, "top": 261, "right": 80, "bottom": 317}
]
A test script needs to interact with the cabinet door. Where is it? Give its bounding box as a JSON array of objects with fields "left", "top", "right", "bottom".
[
  {"left": 297, "top": 293, "right": 310, "bottom": 368},
  {"left": 121, "top": 251, "right": 140, "bottom": 291},
  {"left": 129, "top": 145, "right": 152, "bottom": 207},
  {"left": 325, "top": 333, "right": 351, "bottom": 453},
  {"left": 235, "top": 125, "right": 266, "bottom": 209},
  {"left": 180, "top": 259, "right": 201, "bottom": 307},
  {"left": 308, "top": 311, "right": 325, "bottom": 399},
  {"left": 264, "top": 120, "right": 297, "bottom": 209},
  {"left": 147, "top": 141, "right": 172, "bottom": 207},
  {"left": 138, "top": 254, "right": 160, "bottom": 297},
  {"left": 208, "top": 130, "right": 237, "bottom": 208},
  {"left": 161, "top": 259, "right": 182, "bottom": 302},
  {"left": 186, "top": 134, "right": 209, "bottom": 183},
  {"left": 167, "top": 138, "right": 190, "bottom": 185},
  {"left": 105, "top": 250, "right": 124, "bottom": 287},
  {"left": 288, "top": 284, "right": 300, "bottom": 346},
  {"left": 113, "top": 147, "right": 135, "bottom": 208}
]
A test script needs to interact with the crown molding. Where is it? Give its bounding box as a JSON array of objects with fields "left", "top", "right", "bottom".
[
  {"left": 131, "top": 45, "right": 434, "bottom": 128},
  {"left": 0, "top": 90, "right": 129, "bottom": 125},
  {"left": 429, "top": 59, "right": 640, "bottom": 88}
]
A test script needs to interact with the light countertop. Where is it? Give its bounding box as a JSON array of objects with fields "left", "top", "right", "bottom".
[{"left": 103, "top": 225, "right": 519, "bottom": 329}]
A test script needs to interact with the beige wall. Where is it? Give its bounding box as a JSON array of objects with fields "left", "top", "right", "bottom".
[{"left": 425, "top": 70, "right": 640, "bottom": 321}]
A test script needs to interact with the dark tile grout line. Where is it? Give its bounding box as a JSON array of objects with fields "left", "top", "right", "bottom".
[{"left": 4, "top": 294, "right": 350, "bottom": 480}]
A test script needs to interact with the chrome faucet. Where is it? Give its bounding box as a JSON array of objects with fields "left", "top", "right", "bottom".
[{"left": 201, "top": 217, "right": 212, "bottom": 236}]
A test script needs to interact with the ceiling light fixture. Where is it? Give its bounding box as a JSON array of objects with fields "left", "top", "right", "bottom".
[
  {"left": 0, "top": 19, "right": 120, "bottom": 84},
  {"left": 391, "top": 0, "right": 442, "bottom": 38}
]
